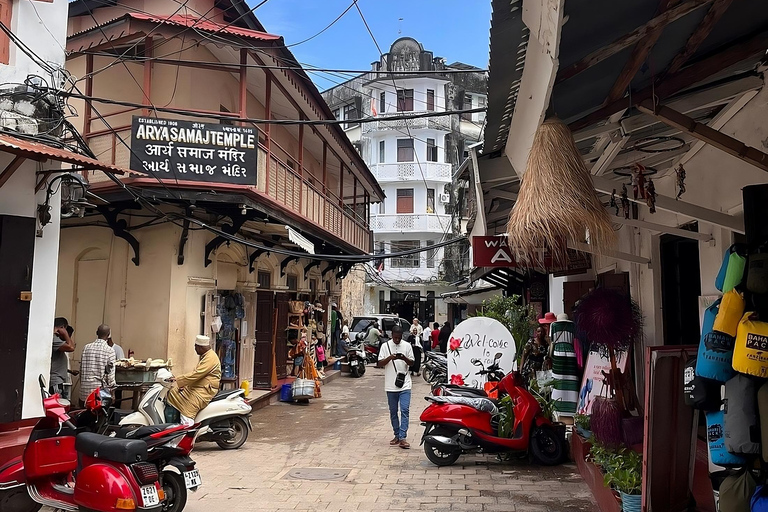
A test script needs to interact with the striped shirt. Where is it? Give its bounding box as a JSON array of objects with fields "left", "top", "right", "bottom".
[{"left": 80, "top": 338, "right": 116, "bottom": 402}]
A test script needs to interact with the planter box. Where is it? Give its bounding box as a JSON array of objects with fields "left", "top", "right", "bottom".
[{"left": 571, "top": 433, "right": 621, "bottom": 512}]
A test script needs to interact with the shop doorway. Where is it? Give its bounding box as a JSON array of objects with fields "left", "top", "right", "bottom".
[
  {"left": 274, "top": 292, "right": 289, "bottom": 379},
  {"left": 253, "top": 291, "right": 274, "bottom": 388},
  {"left": 0, "top": 215, "right": 35, "bottom": 422},
  {"left": 660, "top": 232, "right": 702, "bottom": 345}
]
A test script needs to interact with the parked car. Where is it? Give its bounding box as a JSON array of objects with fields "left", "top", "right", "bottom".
[{"left": 349, "top": 315, "right": 411, "bottom": 346}]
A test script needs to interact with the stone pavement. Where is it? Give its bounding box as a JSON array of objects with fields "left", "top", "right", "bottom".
[{"left": 182, "top": 370, "right": 598, "bottom": 512}]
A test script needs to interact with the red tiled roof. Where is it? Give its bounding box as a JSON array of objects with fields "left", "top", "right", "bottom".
[
  {"left": 128, "top": 12, "right": 281, "bottom": 42},
  {"left": 0, "top": 132, "right": 125, "bottom": 174}
]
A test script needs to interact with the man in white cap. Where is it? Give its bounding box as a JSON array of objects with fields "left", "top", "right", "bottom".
[{"left": 166, "top": 335, "right": 221, "bottom": 425}]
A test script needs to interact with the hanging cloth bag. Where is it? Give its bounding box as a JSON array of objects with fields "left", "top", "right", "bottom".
[
  {"left": 706, "top": 410, "right": 746, "bottom": 466},
  {"left": 751, "top": 485, "right": 768, "bottom": 512},
  {"left": 684, "top": 357, "right": 722, "bottom": 411},
  {"left": 714, "top": 290, "right": 746, "bottom": 338},
  {"left": 723, "top": 374, "right": 760, "bottom": 455},
  {"left": 696, "top": 299, "right": 736, "bottom": 382},
  {"left": 723, "top": 251, "right": 747, "bottom": 293},
  {"left": 719, "top": 469, "right": 757, "bottom": 512},
  {"left": 732, "top": 313, "right": 768, "bottom": 378}
]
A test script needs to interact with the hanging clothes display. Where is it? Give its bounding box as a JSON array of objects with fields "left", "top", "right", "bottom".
[{"left": 549, "top": 314, "right": 579, "bottom": 416}]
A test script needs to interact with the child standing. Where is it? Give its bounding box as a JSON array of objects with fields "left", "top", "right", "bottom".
[{"left": 315, "top": 338, "right": 327, "bottom": 376}]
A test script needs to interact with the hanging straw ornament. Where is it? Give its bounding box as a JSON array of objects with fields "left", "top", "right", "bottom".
[{"left": 506, "top": 118, "right": 615, "bottom": 264}]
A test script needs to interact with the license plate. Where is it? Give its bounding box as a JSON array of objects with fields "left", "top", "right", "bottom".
[
  {"left": 349, "top": 360, "right": 358, "bottom": 366},
  {"left": 141, "top": 485, "right": 160, "bottom": 507},
  {"left": 184, "top": 469, "right": 202, "bottom": 489}
]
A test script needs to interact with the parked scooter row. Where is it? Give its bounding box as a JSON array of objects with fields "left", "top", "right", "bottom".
[
  {"left": 345, "top": 340, "right": 367, "bottom": 378},
  {"left": 0, "top": 376, "right": 201, "bottom": 512}
]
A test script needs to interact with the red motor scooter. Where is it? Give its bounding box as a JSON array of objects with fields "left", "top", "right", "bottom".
[
  {"left": 0, "top": 376, "right": 165, "bottom": 512},
  {"left": 420, "top": 371, "right": 565, "bottom": 467}
]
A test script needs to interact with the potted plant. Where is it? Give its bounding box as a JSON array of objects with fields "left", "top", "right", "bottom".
[
  {"left": 575, "top": 414, "right": 592, "bottom": 439},
  {"left": 603, "top": 449, "right": 642, "bottom": 512}
]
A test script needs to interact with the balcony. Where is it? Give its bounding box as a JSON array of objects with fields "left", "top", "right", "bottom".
[
  {"left": 369, "top": 162, "right": 452, "bottom": 182},
  {"left": 361, "top": 112, "right": 451, "bottom": 135},
  {"left": 83, "top": 128, "right": 372, "bottom": 252},
  {"left": 371, "top": 213, "right": 452, "bottom": 233}
]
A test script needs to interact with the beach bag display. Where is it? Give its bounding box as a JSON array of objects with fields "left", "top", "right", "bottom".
[
  {"left": 291, "top": 378, "right": 315, "bottom": 399},
  {"left": 719, "top": 469, "right": 756, "bottom": 512},
  {"left": 733, "top": 313, "right": 768, "bottom": 378},
  {"left": 714, "top": 290, "right": 746, "bottom": 338},
  {"left": 684, "top": 358, "right": 722, "bottom": 411},
  {"left": 723, "top": 374, "right": 760, "bottom": 455},
  {"left": 697, "top": 299, "right": 736, "bottom": 382},
  {"left": 706, "top": 410, "right": 746, "bottom": 466}
]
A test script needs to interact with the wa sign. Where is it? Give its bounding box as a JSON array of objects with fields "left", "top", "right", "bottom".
[{"left": 472, "top": 236, "right": 517, "bottom": 267}]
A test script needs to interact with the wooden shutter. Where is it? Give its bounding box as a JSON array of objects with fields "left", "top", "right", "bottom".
[
  {"left": 396, "top": 189, "right": 414, "bottom": 214},
  {"left": 0, "top": 0, "right": 12, "bottom": 65}
]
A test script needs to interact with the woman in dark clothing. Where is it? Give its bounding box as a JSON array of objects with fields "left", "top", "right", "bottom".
[
  {"left": 438, "top": 322, "right": 452, "bottom": 353},
  {"left": 520, "top": 325, "right": 551, "bottom": 385}
]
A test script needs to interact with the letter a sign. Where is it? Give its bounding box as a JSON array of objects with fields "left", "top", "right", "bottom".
[{"left": 471, "top": 236, "right": 518, "bottom": 267}]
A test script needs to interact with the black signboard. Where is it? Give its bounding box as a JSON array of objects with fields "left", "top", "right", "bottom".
[{"left": 130, "top": 116, "right": 257, "bottom": 185}]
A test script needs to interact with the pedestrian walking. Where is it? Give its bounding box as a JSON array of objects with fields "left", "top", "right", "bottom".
[
  {"left": 422, "top": 322, "right": 432, "bottom": 353},
  {"left": 377, "top": 325, "right": 414, "bottom": 449}
]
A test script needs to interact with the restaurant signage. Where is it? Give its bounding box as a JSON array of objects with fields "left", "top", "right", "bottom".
[
  {"left": 471, "top": 235, "right": 591, "bottom": 275},
  {"left": 130, "top": 116, "right": 258, "bottom": 185}
]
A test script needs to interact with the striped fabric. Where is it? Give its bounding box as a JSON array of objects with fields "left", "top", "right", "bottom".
[{"left": 550, "top": 321, "right": 579, "bottom": 416}]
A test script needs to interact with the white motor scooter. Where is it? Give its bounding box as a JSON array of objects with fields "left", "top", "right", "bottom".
[{"left": 119, "top": 368, "right": 252, "bottom": 450}]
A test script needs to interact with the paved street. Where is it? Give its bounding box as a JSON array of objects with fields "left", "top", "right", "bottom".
[{"left": 183, "top": 370, "right": 597, "bottom": 512}]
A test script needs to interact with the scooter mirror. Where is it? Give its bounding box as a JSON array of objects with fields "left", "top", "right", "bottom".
[
  {"left": 39, "top": 374, "right": 47, "bottom": 390},
  {"left": 495, "top": 353, "right": 502, "bottom": 360}
]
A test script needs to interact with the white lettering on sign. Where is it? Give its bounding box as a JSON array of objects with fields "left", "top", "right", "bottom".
[{"left": 490, "top": 249, "right": 513, "bottom": 263}]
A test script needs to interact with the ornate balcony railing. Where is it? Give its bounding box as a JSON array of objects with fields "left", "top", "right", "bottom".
[
  {"left": 371, "top": 213, "right": 452, "bottom": 233},
  {"left": 369, "top": 162, "right": 451, "bottom": 182},
  {"left": 361, "top": 112, "right": 451, "bottom": 134}
]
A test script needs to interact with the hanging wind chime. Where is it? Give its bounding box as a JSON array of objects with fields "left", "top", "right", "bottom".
[{"left": 675, "top": 165, "right": 686, "bottom": 199}]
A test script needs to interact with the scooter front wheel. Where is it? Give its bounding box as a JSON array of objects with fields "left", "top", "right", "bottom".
[
  {"left": 161, "top": 471, "right": 187, "bottom": 512},
  {"left": 215, "top": 416, "right": 249, "bottom": 450},
  {"left": 529, "top": 425, "right": 565, "bottom": 466},
  {"left": 0, "top": 488, "right": 42, "bottom": 512}
]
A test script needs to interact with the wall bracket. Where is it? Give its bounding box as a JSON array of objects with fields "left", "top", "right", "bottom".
[{"left": 97, "top": 204, "right": 140, "bottom": 266}]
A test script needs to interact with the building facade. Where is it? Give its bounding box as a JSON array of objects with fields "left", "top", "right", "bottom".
[
  {"left": 57, "top": 0, "right": 382, "bottom": 396},
  {"left": 322, "top": 37, "right": 486, "bottom": 324}
]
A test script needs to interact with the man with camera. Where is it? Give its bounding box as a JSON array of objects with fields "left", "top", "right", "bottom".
[{"left": 377, "top": 324, "right": 414, "bottom": 449}]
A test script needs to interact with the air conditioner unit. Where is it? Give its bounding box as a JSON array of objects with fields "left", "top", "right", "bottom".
[{"left": 439, "top": 193, "right": 450, "bottom": 204}]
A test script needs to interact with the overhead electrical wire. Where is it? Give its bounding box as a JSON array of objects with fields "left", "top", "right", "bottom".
[{"left": 3, "top": 13, "right": 474, "bottom": 266}]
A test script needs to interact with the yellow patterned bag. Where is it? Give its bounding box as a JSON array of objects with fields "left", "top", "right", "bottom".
[
  {"left": 713, "top": 290, "right": 745, "bottom": 337},
  {"left": 732, "top": 313, "right": 768, "bottom": 377}
]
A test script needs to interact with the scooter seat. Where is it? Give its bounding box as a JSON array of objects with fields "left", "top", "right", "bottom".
[
  {"left": 211, "top": 389, "right": 244, "bottom": 402},
  {"left": 426, "top": 395, "right": 498, "bottom": 414},
  {"left": 440, "top": 385, "right": 488, "bottom": 397},
  {"left": 115, "top": 423, "right": 179, "bottom": 439},
  {"left": 76, "top": 432, "right": 147, "bottom": 464}
]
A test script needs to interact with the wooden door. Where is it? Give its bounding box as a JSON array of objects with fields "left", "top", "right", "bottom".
[
  {"left": 0, "top": 215, "right": 35, "bottom": 422},
  {"left": 253, "top": 291, "right": 273, "bottom": 388},
  {"left": 563, "top": 280, "right": 595, "bottom": 320},
  {"left": 275, "top": 292, "right": 289, "bottom": 378},
  {"left": 598, "top": 271, "right": 630, "bottom": 296}
]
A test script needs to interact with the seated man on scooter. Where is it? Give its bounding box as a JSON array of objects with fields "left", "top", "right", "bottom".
[{"left": 165, "top": 335, "right": 222, "bottom": 426}]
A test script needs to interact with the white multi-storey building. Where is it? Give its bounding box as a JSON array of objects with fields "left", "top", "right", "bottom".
[{"left": 323, "top": 37, "right": 486, "bottom": 323}]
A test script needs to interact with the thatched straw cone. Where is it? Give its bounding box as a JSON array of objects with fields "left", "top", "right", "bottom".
[{"left": 506, "top": 118, "right": 615, "bottom": 264}]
